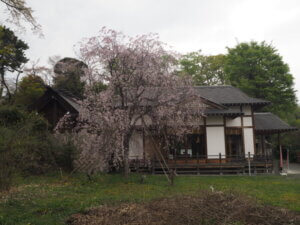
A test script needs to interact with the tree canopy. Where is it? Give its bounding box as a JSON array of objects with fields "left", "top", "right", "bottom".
[
  {"left": 178, "top": 51, "right": 227, "bottom": 86},
  {"left": 0, "top": 25, "right": 28, "bottom": 101},
  {"left": 14, "top": 74, "right": 45, "bottom": 106},
  {"left": 57, "top": 28, "right": 203, "bottom": 178},
  {"left": 53, "top": 57, "right": 87, "bottom": 98},
  {"left": 224, "top": 41, "right": 297, "bottom": 117}
]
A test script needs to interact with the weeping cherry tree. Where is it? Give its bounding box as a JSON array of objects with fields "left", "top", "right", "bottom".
[{"left": 58, "top": 28, "right": 205, "bottom": 177}]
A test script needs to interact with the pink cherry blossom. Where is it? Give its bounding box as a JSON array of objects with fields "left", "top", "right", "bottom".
[{"left": 57, "top": 28, "right": 205, "bottom": 177}]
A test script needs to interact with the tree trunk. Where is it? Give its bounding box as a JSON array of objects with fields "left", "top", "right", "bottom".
[
  {"left": 0, "top": 82, "right": 3, "bottom": 98},
  {"left": 123, "top": 133, "right": 131, "bottom": 178},
  {"left": 0, "top": 68, "right": 11, "bottom": 101}
]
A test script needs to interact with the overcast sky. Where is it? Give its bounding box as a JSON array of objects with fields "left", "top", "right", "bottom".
[{"left": 1, "top": 0, "right": 300, "bottom": 100}]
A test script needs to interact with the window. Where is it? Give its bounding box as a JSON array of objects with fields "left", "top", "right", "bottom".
[
  {"left": 226, "top": 128, "right": 244, "bottom": 158},
  {"left": 169, "top": 133, "right": 206, "bottom": 158}
]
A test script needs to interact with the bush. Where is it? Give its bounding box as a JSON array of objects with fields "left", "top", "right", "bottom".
[
  {"left": 51, "top": 137, "right": 78, "bottom": 171},
  {"left": 0, "top": 154, "right": 13, "bottom": 191},
  {"left": 0, "top": 128, "right": 14, "bottom": 190},
  {"left": 0, "top": 106, "right": 25, "bottom": 126},
  {"left": 0, "top": 106, "right": 77, "bottom": 190}
]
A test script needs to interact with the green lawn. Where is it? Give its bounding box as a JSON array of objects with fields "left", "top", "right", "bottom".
[{"left": 0, "top": 173, "right": 299, "bottom": 225}]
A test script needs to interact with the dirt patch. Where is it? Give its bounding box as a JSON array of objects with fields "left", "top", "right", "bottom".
[{"left": 67, "top": 192, "right": 300, "bottom": 225}]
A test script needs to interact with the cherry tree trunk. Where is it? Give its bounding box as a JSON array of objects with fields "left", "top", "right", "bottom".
[{"left": 123, "top": 134, "right": 131, "bottom": 178}]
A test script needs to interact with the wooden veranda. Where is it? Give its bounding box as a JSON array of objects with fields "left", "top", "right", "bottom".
[{"left": 130, "top": 153, "right": 273, "bottom": 175}]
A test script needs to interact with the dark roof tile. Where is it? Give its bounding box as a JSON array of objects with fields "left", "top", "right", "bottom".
[
  {"left": 194, "top": 86, "right": 270, "bottom": 106},
  {"left": 254, "top": 112, "right": 297, "bottom": 133},
  {"left": 204, "top": 108, "right": 243, "bottom": 117}
]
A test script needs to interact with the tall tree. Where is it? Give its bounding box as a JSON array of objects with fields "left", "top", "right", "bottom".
[
  {"left": 58, "top": 28, "right": 204, "bottom": 177},
  {"left": 178, "top": 51, "right": 228, "bottom": 85},
  {"left": 0, "top": 25, "right": 28, "bottom": 101},
  {"left": 224, "top": 41, "right": 297, "bottom": 117},
  {"left": 53, "top": 57, "right": 86, "bottom": 98},
  {"left": 0, "top": 0, "right": 42, "bottom": 35},
  {"left": 14, "top": 74, "right": 45, "bottom": 106}
]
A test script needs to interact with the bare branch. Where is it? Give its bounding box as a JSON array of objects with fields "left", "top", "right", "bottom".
[{"left": 0, "top": 0, "right": 42, "bottom": 36}]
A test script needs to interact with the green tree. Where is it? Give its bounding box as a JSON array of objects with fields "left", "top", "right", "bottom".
[
  {"left": 281, "top": 105, "right": 300, "bottom": 162},
  {"left": 53, "top": 57, "right": 86, "bottom": 98},
  {"left": 14, "top": 74, "right": 45, "bottom": 106},
  {"left": 178, "top": 51, "right": 228, "bottom": 85},
  {"left": 224, "top": 41, "right": 297, "bottom": 118},
  {"left": 0, "top": 25, "right": 28, "bottom": 101}
]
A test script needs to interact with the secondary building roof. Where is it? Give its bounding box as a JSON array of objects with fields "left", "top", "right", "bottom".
[
  {"left": 29, "top": 86, "right": 79, "bottom": 127},
  {"left": 204, "top": 108, "right": 243, "bottom": 117},
  {"left": 254, "top": 112, "right": 297, "bottom": 134},
  {"left": 34, "top": 85, "right": 294, "bottom": 130},
  {"left": 194, "top": 86, "right": 270, "bottom": 106}
]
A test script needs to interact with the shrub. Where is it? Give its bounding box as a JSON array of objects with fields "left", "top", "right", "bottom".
[
  {"left": 51, "top": 136, "right": 78, "bottom": 171},
  {"left": 0, "top": 106, "right": 25, "bottom": 126},
  {"left": 0, "top": 106, "right": 77, "bottom": 190},
  {"left": 0, "top": 127, "right": 14, "bottom": 190}
]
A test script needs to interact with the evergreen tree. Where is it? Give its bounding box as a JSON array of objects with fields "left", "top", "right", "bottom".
[
  {"left": 178, "top": 51, "right": 228, "bottom": 85},
  {"left": 224, "top": 41, "right": 297, "bottom": 118},
  {"left": 0, "top": 26, "right": 28, "bottom": 101},
  {"left": 14, "top": 74, "right": 45, "bottom": 106},
  {"left": 53, "top": 57, "right": 86, "bottom": 98}
]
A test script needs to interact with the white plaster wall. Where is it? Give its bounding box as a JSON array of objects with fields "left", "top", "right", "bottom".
[
  {"left": 243, "top": 117, "right": 253, "bottom": 126},
  {"left": 226, "top": 117, "right": 242, "bottom": 127},
  {"left": 206, "top": 116, "right": 224, "bottom": 125},
  {"left": 243, "top": 106, "right": 252, "bottom": 115},
  {"left": 243, "top": 128, "right": 255, "bottom": 155},
  {"left": 129, "top": 131, "right": 144, "bottom": 159},
  {"left": 206, "top": 127, "right": 226, "bottom": 158}
]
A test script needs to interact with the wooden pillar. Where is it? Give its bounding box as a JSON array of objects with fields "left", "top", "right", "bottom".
[
  {"left": 219, "top": 153, "right": 223, "bottom": 175},
  {"left": 260, "top": 134, "right": 265, "bottom": 156},
  {"left": 262, "top": 135, "right": 266, "bottom": 156},
  {"left": 272, "top": 133, "right": 280, "bottom": 174},
  {"left": 248, "top": 152, "right": 251, "bottom": 176},
  {"left": 277, "top": 133, "right": 281, "bottom": 150},
  {"left": 204, "top": 118, "right": 208, "bottom": 159},
  {"left": 278, "top": 133, "right": 283, "bottom": 171}
]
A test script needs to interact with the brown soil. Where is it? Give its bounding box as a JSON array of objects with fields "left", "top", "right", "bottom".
[{"left": 66, "top": 192, "right": 300, "bottom": 225}]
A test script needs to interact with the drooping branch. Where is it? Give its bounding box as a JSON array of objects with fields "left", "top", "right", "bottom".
[
  {"left": 0, "top": 0, "right": 42, "bottom": 35},
  {"left": 57, "top": 28, "right": 205, "bottom": 177},
  {"left": 0, "top": 0, "right": 26, "bottom": 11}
]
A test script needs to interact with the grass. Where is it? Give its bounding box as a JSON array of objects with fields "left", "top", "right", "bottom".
[{"left": 0, "top": 173, "right": 300, "bottom": 225}]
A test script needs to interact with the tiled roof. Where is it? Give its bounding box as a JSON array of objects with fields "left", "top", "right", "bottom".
[
  {"left": 193, "top": 86, "right": 270, "bottom": 106},
  {"left": 55, "top": 89, "right": 80, "bottom": 112},
  {"left": 41, "top": 85, "right": 271, "bottom": 116},
  {"left": 254, "top": 112, "right": 297, "bottom": 133},
  {"left": 204, "top": 108, "right": 243, "bottom": 117},
  {"left": 30, "top": 86, "right": 80, "bottom": 114}
]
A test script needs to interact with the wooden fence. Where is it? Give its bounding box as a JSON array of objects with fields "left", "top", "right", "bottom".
[{"left": 129, "top": 153, "right": 273, "bottom": 175}]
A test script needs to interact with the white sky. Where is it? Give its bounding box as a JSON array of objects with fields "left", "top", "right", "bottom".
[{"left": 1, "top": 0, "right": 300, "bottom": 100}]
